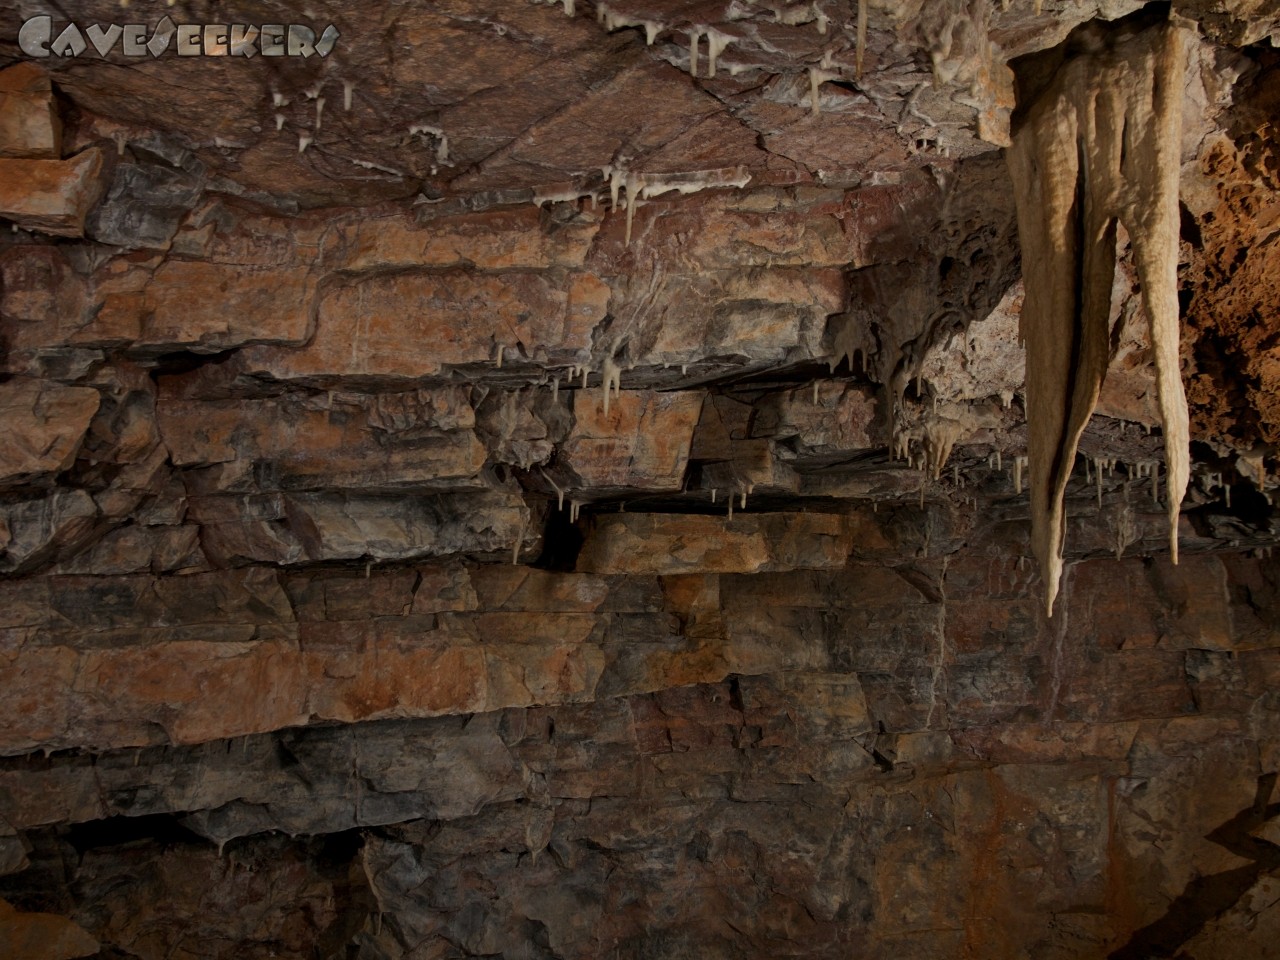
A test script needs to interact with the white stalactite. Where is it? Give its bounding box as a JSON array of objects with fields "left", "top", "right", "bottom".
[
  {"left": 512, "top": 520, "right": 526, "bottom": 565},
  {"left": 807, "top": 65, "right": 838, "bottom": 114},
  {"left": 1006, "top": 18, "right": 1189, "bottom": 616},
  {"left": 706, "top": 28, "right": 733, "bottom": 77},
  {"left": 601, "top": 356, "right": 622, "bottom": 416},
  {"left": 625, "top": 173, "right": 638, "bottom": 244}
]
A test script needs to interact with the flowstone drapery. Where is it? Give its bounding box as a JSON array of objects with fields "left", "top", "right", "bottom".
[{"left": 1007, "top": 16, "right": 1190, "bottom": 616}]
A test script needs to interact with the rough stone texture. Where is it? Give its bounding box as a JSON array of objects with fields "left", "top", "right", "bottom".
[
  {"left": 0, "top": 379, "right": 100, "bottom": 488},
  {"left": 576, "top": 511, "right": 867, "bottom": 574},
  {"left": 0, "top": 148, "right": 107, "bottom": 237},
  {"left": 0, "top": 899, "right": 97, "bottom": 960},
  {"left": 0, "top": 3, "right": 1278, "bottom": 958},
  {"left": 0, "top": 64, "right": 61, "bottom": 160},
  {"left": 155, "top": 388, "right": 488, "bottom": 491},
  {"left": 556, "top": 390, "right": 705, "bottom": 493},
  {"left": 3, "top": 548, "right": 1280, "bottom": 957}
]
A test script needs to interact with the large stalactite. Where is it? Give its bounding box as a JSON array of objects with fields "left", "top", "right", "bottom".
[{"left": 1007, "top": 11, "right": 1191, "bottom": 616}]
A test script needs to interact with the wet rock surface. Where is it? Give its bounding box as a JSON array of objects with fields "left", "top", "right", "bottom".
[{"left": 0, "top": 3, "right": 1278, "bottom": 958}]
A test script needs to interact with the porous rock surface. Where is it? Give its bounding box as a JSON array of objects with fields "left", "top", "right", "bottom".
[{"left": 0, "top": 2, "right": 1279, "bottom": 957}]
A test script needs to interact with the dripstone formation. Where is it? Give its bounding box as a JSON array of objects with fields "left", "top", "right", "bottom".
[{"left": 0, "top": 1, "right": 1278, "bottom": 958}]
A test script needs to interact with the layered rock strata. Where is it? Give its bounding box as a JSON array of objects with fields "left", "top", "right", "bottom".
[{"left": 0, "top": 2, "right": 1278, "bottom": 957}]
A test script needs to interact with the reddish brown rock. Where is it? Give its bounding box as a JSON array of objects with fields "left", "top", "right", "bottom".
[
  {"left": 320, "top": 206, "right": 601, "bottom": 271},
  {"left": 156, "top": 390, "right": 487, "bottom": 491},
  {"left": 0, "top": 379, "right": 99, "bottom": 488},
  {"left": 470, "top": 566, "right": 610, "bottom": 613},
  {"left": 116, "top": 260, "right": 316, "bottom": 353},
  {"left": 557, "top": 390, "right": 705, "bottom": 493},
  {"left": 0, "top": 7, "right": 1276, "bottom": 958},
  {"left": 1183, "top": 76, "right": 1280, "bottom": 448},
  {"left": 0, "top": 899, "right": 97, "bottom": 960},
  {"left": 652, "top": 190, "right": 863, "bottom": 270},
  {"left": 1, "top": 249, "right": 314, "bottom": 356},
  {"left": 242, "top": 270, "right": 607, "bottom": 380},
  {"left": 0, "top": 64, "right": 61, "bottom": 159},
  {"left": 576, "top": 512, "right": 857, "bottom": 575},
  {"left": 0, "top": 148, "right": 106, "bottom": 237},
  {"left": 752, "top": 381, "right": 884, "bottom": 456},
  {"left": 52, "top": 524, "right": 204, "bottom": 576},
  {"left": 636, "top": 268, "right": 845, "bottom": 367}
]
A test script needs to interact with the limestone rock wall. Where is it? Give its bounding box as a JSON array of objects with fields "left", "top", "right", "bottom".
[{"left": 0, "top": 2, "right": 1279, "bottom": 958}]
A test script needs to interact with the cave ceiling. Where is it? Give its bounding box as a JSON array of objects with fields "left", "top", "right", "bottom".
[{"left": 2, "top": 0, "right": 1277, "bottom": 527}]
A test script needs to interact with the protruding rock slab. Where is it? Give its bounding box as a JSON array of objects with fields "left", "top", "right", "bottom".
[
  {"left": 752, "top": 381, "right": 884, "bottom": 457},
  {"left": 284, "top": 490, "right": 536, "bottom": 563},
  {"left": 156, "top": 388, "right": 486, "bottom": 491},
  {"left": 110, "top": 260, "right": 317, "bottom": 352},
  {"left": 0, "top": 148, "right": 106, "bottom": 237},
  {"left": 559, "top": 390, "right": 705, "bottom": 492},
  {"left": 320, "top": 207, "right": 600, "bottom": 271},
  {"left": 0, "top": 63, "right": 61, "bottom": 159},
  {"left": 242, "top": 270, "right": 608, "bottom": 380},
  {"left": 197, "top": 490, "right": 537, "bottom": 565},
  {"left": 0, "top": 899, "right": 97, "bottom": 960},
  {"left": 576, "top": 512, "right": 858, "bottom": 574},
  {"left": 0, "top": 379, "right": 100, "bottom": 488}
]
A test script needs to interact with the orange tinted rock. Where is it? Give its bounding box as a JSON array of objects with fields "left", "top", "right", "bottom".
[
  {"left": 639, "top": 268, "right": 844, "bottom": 367},
  {"left": 577, "top": 512, "right": 856, "bottom": 575},
  {"left": 558, "top": 390, "right": 704, "bottom": 492},
  {"left": 0, "top": 646, "right": 78, "bottom": 753},
  {"left": 0, "top": 148, "right": 106, "bottom": 237},
  {"left": 654, "top": 191, "right": 860, "bottom": 269},
  {"left": 0, "top": 64, "right": 61, "bottom": 159},
  {"left": 321, "top": 207, "right": 600, "bottom": 271},
  {"left": 242, "top": 270, "right": 605, "bottom": 381},
  {"left": 0, "top": 899, "right": 98, "bottom": 960},
  {"left": 75, "top": 640, "right": 309, "bottom": 748},
  {"left": 0, "top": 379, "right": 100, "bottom": 488},
  {"left": 120, "top": 260, "right": 315, "bottom": 352},
  {"left": 306, "top": 640, "right": 489, "bottom": 724},
  {"left": 483, "top": 642, "right": 607, "bottom": 706}
]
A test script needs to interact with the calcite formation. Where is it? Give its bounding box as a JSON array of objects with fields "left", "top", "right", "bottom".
[
  {"left": 1008, "top": 12, "right": 1190, "bottom": 616},
  {"left": 0, "top": 2, "right": 1278, "bottom": 958}
]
